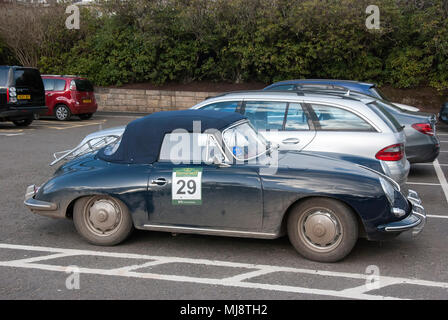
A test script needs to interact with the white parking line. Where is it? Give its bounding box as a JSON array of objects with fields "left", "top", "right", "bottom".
[
  {"left": 1, "top": 243, "right": 448, "bottom": 300},
  {"left": 427, "top": 214, "right": 448, "bottom": 219},
  {"left": 433, "top": 159, "right": 448, "bottom": 205},
  {"left": 406, "top": 182, "right": 440, "bottom": 186},
  {"left": 413, "top": 163, "right": 448, "bottom": 166},
  {"left": 99, "top": 114, "right": 141, "bottom": 119},
  {"left": 0, "top": 133, "right": 24, "bottom": 137}
]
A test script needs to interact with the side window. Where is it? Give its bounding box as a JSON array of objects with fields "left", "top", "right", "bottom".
[
  {"left": 200, "top": 101, "right": 239, "bottom": 113},
  {"left": 0, "top": 69, "right": 9, "bottom": 86},
  {"left": 310, "top": 104, "right": 374, "bottom": 131},
  {"left": 54, "top": 79, "right": 66, "bottom": 91},
  {"left": 43, "top": 79, "right": 55, "bottom": 91},
  {"left": 159, "top": 133, "right": 224, "bottom": 163},
  {"left": 285, "top": 103, "right": 310, "bottom": 130},
  {"left": 266, "top": 84, "right": 296, "bottom": 91},
  {"left": 243, "top": 101, "right": 288, "bottom": 131},
  {"left": 13, "top": 69, "right": 44, "bottom": 90}
]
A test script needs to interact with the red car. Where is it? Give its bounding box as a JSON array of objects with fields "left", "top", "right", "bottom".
[{"left": 41, "top": 75, "right": 98, "bottom": 121}]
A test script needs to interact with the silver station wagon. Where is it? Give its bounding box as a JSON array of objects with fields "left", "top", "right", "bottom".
[{"left": 191, "top": 91, "right": 410, "bottom": 186}]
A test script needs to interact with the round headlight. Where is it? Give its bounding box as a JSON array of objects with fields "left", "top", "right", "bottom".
[{"left": 380, "top": 177, "right": 395, "bottom": 204}]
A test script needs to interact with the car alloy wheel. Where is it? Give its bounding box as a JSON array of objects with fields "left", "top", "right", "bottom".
[{"left": 55, "top": 105, "right": 71, "bottom": 121}]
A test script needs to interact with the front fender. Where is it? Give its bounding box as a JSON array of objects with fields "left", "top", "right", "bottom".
[{"left": 35, "top": 158, "right": 152, "bottom": 226}]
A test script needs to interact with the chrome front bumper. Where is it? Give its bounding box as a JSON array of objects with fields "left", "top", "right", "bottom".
[
  {"left": 24, "top": 184, "right": 60, "bottom": 218},
  {"left": 380, "top": 189, "right": 426, "bottom": 236}
]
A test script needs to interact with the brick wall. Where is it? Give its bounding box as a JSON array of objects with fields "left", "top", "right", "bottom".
[{"left": 94, "top": 87, "right": 222, "bottom": 113}]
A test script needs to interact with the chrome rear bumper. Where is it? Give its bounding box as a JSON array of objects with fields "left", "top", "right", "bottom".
[
  {"left": 24, "top": 184, "right": 61, "bottom": 218},
  {"left": 380, "top": 189, "right": 426, "bottom": 236}
]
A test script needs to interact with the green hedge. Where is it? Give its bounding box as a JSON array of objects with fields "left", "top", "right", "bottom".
[{"left": 31, "top": 0, "right": 448, "bottom": 91}]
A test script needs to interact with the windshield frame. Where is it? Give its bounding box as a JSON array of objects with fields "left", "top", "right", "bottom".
[{"left": 221, "top": 119, "right": 270, "bottom": 162}]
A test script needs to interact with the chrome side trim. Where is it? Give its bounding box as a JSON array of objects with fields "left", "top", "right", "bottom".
[{"left": 142, "top": 224, "right": 279, "bottom": 239}]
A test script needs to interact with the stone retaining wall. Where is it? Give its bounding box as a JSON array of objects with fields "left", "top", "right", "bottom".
[{"left": 94, "top": 87, "right": 222, "bottom": 113}]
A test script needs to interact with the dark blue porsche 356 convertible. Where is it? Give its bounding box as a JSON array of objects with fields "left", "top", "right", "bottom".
[{"left": 24, "top": 110, "right": 426, "bottom": 262}]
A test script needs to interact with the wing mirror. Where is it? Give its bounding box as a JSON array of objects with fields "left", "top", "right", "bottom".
[{"left": 212, "top": 155, "right": 230, "bottom": 168}]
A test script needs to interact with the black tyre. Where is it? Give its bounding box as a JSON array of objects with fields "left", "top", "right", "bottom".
[
  {"left": 287, "top": 198, "right": 358, "bottom": 263},
  {"left": 73, "top": 196, "right": 134, "bottom": 246},
  {"left": 79, "top": 113, "right": 93, "bottom": 120},
  {"left": 54, "top": 104, "right": 71, "bottom": 121},
  {"left": 12, "top": 118, "right": 33, "bottom": 127}
]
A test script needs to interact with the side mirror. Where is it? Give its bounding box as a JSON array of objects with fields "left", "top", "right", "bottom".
[{"left": 213, "top": 155, "right": 230, "bottom": 168}]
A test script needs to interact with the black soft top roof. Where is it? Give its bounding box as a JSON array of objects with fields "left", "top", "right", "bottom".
[{"left": 98, "top": 110, "right": 246, "bottom": 164}]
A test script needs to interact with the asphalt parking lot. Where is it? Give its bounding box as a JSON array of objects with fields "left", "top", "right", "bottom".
[{"left": 0, "top": 113, "right": 447, "bottom": 300}]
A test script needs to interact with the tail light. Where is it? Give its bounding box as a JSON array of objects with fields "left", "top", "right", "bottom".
[
  {"left": 7, "top": 87, "right": 17, "bottom": 103},
  {"left": 376, "top": 144, "right": 404, "bottom": 161},
  {"left": 69, "top": 80, "right": 76, "bottom": 91},
  {"left": 412, "top": 123, "right": 434, "bottom": 136}
]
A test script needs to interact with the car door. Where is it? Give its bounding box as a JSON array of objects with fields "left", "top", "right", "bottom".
[
  {"left": 145, "top": 132, "right": 263, "bottom": 231},
  {"left": 42, "top": 78, "right": 55, "bottom": 115},
  {"left": 304, "top": 103, "right": 379, "bottom": 158},
  {"left": 241, "top": 100, "right": 316, "bottom": 151}
]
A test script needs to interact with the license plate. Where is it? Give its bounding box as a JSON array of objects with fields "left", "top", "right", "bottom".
[
  {"left": 17, "top": 95, "right": 31, "bottom": 100},
  {"left": 82, "top": 99, "right": 91, "bottom": 103}
]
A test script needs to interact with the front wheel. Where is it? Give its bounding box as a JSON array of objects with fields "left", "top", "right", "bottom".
[
  {"left": 287, "top": 198, "right": 358, "bottom": 262},
  {"left": 73, "top": 196, "right": 134, "bottom": 246}
]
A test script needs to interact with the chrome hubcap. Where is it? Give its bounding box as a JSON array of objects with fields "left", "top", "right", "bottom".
[
  {"left": 299, "top": 209, "right": 342, "bottom": 252},
  {"left": 85, "top": 198, "right": 122, "bottom": 235}
]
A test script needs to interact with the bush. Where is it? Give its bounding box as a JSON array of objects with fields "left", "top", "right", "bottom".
[{"left": 1, "top": 0, "right": 448, "bottom": 91}]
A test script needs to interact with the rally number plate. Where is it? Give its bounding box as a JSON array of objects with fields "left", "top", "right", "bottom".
[{"left": 172, "top": 168, "right": 202, "bottom": 205}]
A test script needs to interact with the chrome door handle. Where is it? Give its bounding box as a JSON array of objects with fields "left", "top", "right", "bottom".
[
  {"left": 282, "top": 138, "right": 300, "bottom": 144},
  {"left": 151, "top": 178, "right": 167, "bottom": 186}
]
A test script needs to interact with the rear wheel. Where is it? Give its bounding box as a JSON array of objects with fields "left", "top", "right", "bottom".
[
  {"left": 287, "top": 198, "right": 358, "bottom": 262},
  {"left": 13, "top": 118, "right": 33, "bottom": 127},
  {"left": 54, "top": 104, "right": 71, "bottom": 121},
  {"left": 79, "top": 113, "right": 93, "bottom": 120},
  {"left": 73, "top": 196, "right": 134, "bottom": 246}
]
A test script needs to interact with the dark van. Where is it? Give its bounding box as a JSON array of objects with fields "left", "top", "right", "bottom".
[{"left": 0, "top": 66, "right": 47, "bottom": 126}]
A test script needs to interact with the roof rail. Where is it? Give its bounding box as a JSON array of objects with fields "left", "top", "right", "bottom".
[{"left": 206, "top": 90, "right": 304, "bottom": 99}]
